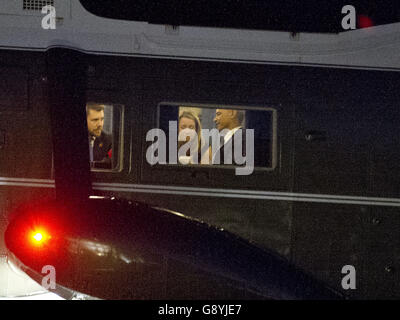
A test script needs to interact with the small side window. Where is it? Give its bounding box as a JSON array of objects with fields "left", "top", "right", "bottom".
[{"left": 86, "top": 102, "right": 123, "bottom": 171}]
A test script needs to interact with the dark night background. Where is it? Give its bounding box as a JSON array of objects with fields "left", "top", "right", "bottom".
[{"left": 80, "top": 0, "right": 400, "bottom": 33}]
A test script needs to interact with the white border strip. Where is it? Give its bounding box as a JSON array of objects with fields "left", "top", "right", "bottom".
[
  {"left": 0, "top": 177, "right": 399, "bottom": 207},
  {"left": 0, "top": 177, "right": 54, "bottom": 184},
  {"left": 1, "top": 45, "right": 400, "bottom": 73},
  {"left": 92, "top": 182, "right": 400, "bottom": 203},
  {"left": 91, "top": 183, "right": 400, "bottom": 207},
  {"left": 0, "top": 177, "right": 55, "bottom": 189}
]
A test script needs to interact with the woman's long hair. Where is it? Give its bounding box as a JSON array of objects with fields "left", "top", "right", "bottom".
[{"left": 178, "top": 111, "right": 203, "bottom": 152}]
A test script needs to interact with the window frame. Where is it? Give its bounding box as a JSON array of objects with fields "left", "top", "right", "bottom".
[
  {"left": 87, "top": 102, "right": 125, "bottom": 173},
  {"left": 155, "top": 101, "right": 278, "bottom": 172}
]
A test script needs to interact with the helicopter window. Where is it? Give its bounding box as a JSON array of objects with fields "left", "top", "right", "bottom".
[
  {"left": 152, "top": 103, "right": 276, "bottom": 170},
  {"left": 86, "top": 102, "right": 123, "bottom": 171}
]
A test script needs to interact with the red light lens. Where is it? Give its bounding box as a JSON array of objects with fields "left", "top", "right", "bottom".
[
  {"left": 29, "top": 229, "right": 50, "bottom": 246},
  {"left": 358, "top": 15, "right": 374, "bottom": 28},
  {"left": 33, "top": 232, "right": 43, "bottom": 242}
]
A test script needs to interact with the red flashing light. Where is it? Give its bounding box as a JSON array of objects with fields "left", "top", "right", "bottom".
[
  {"left": 29, "top": 229, "right": 51, "bottom": 246},
  {"left": 358, "top": 15, "right": 374, "bottom": 29},
  {"left": 33, "top": 232, "right": 43, "bottom": 242}
]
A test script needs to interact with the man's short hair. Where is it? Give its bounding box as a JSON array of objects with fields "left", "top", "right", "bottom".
[
  {"left": 236, "top": 110, "right": 245, "bottom": 125},
  {"left": 86, "top": 102, "right": 105, "bottom": 115}
]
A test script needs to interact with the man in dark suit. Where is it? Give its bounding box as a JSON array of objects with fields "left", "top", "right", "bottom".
[
  {"left": 86, "top": 103, "right": 112, "bottom": 164},
  {"left": 212, "top": 108, "right": 247, "bottom": 166}
]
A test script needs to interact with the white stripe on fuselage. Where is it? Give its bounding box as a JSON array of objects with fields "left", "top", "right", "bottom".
[{"left": 0, "top": 177, "right": 399, "bottom": 207}]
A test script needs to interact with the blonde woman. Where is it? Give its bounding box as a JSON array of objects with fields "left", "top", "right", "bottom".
[{"left": 178, "top": 111, "right": 211, "bottom": 164}]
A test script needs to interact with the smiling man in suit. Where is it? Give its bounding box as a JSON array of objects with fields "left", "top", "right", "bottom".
[{"left": 212, "top": 108, "right": 246, "bottom": 166}]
